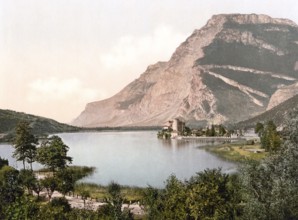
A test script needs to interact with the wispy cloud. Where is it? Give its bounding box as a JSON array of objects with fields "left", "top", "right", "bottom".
[{"left": 27, "top": 77, "right": 98, "bottom": 103}]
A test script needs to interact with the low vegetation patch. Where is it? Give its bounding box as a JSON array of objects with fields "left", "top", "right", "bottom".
[
  {"left": 203, "top": 141, "right": 268, "bottom": 162},
  {"left": 74, "top": 182, "right": 144, "bottom": 203}
]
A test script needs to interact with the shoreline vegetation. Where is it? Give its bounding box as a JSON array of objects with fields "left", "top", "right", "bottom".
[{"left": 202, "top": 140, "right": 267, "bottom": 163}]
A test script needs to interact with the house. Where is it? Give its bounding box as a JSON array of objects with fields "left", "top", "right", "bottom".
[
  {"left": 163, "top": 118, "right": 185, "bottom": 138},
  {"left": 172, "top": 118, "right": 185, "bottom": 135}
]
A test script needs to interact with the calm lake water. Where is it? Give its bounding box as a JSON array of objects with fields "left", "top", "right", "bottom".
[{"left": 0, "top": 131, "right": 235, "bottom": 187}]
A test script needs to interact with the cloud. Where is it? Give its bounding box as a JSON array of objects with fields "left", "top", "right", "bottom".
[
  {"left": 100, "top": 24, "right": 187, "bottom": 72},
  {"left": 27, "top": 77, "right": 98, "bottom": 103},
  {"left": 24, "top": 77, "right": 101, "bottom": 122},
  {"left": 95, "top": 24, "right": 188, "bottom": 99}
]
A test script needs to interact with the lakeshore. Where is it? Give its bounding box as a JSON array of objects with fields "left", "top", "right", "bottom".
[{"left": 176, "top": 136, "right": 246, "bottom": 141}]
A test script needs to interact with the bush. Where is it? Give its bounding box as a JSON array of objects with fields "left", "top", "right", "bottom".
[{"left": 50, "top": 197, "right": 71, "bottom": 212}]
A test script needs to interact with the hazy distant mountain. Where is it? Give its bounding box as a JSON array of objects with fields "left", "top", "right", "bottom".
[
  {"left": 0, "top": 109, "right": 79, "bottom": 142},
  {"left": 236, "top": 94, "right": 298, "bottom": 129},
  {"left": 73, "top": 14, "right": 298, "bottom": 127}
]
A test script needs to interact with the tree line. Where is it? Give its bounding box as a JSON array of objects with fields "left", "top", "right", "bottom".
[{"left": 255, "top": 120, "right": 281, "bottom": 152}]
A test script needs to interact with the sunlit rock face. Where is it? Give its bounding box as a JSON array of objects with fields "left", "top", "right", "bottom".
[
  {"left": 73, "top": 14, "right": 298, "bottom": 127},
  {"left": 267, "top": 82, "right": 298, "bottom": 110}
]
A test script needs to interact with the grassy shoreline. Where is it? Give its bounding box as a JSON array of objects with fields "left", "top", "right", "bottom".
[{"left": 202, "top": 140, "right": 268, "bottom": 163}]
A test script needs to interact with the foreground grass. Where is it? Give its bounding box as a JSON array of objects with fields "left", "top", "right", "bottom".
[
  {"left": 74, "top": 183, "right": 144, "bottom": 203},
  {"left": 203, "top": 141, "right": 268, "bottom": 163}
]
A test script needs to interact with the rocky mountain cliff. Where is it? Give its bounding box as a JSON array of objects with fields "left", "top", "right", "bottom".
[
  {"left": 267, "top": 82, "right": 298, "bottom": 110},
  {"left": 73, "top": 14, "right": 298, "bottom": 127}
]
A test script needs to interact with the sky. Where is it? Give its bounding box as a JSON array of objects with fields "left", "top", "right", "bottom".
[{"left": 0, "top": 0, "right": 298, "bottom": 123}]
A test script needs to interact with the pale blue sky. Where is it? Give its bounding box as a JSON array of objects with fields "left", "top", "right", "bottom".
[{"left": 0, "top": 0, "right": 297, "bottom": 122}]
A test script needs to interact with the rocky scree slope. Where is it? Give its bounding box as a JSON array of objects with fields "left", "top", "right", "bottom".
[{"left": 73, "top": 14, "right": 298, "bottom": 127}]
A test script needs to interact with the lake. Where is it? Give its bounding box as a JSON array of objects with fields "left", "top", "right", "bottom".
[{"left": 0, "top": 131, "right": 235, "bottom": 188}]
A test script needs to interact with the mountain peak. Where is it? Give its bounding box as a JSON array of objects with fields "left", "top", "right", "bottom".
[{"left": 207, "top": 14, "right": 298, "bottom": 27}]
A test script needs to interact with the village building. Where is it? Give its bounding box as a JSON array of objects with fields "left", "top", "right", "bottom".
[{"left": 163, "top": 118, "right": 185, "bottom": 138}]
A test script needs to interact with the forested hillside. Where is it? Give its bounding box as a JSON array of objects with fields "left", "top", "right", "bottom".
[{"left": 0, "top": 109, "right": 79, "bottom": 142}]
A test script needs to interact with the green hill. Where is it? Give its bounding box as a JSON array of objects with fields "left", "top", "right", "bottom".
[
  {"left": 236, "top": 94, "right": 298, "bottom": 129},
  {"left": 0, "top": 109, "right": 80, "bottom": 142}
]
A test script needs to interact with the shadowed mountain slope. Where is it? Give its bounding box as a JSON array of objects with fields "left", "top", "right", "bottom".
[{"left": 236, "top": 94, "right": 298, "bottom": 129}]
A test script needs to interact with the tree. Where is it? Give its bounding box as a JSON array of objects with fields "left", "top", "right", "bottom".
[
  {"left": 13, "top": 121, "right": 38, "bottom": 170},
  {"left": 255, "top": 122, "right": 264, "bottom": 135},
  {"left": 218, "top": 125, "right": 226, "bottom": 136},
  {"left": 206, "top": 127, "right": 211, "bottom": 136},
  {"left": 78, "top": 189, "right": 90, "bottom": 208},
  {"left": 241, "top": 146, "right": 298, "bottom": 219},
  {"left": 259, "top": 121, "right": 281, "bottom": 152},
  {"left": 142, "top": 186, "right": 164, "bottom": 219},
  {"left": 142, "top": 169, "right": 241, "bottom": 220},
  {"left": 102, "top": 182, "right": 133, "bottom": 220},
  {"left": 56, "top": 169, "right": 75, "bottom": 197},
  {"left": 210, "top": 124, "right": 216, "bottom": 137},
  {"left": 0, "top": 157, "right": 8, "bottom": 169},
  {"left": 41, "top": 176, "right": 58, "bottom": 200},
  {"left": 163, "top": 175, "right": 188, "bottom": 219},
  {"left": 37, "top": 135, "right": 72, "bottom": 172},
  {"left": 241, "top": 112, "right": 298, "bottom": 219},
  {"left": 0, "top": 166, "right": 23, "bottom": 204},
  {"left": 4, "top": 197, "right": 39, "bottom": 220},
  {"left": 19, "top": 169, "right": 37, "bottom": 195},
  {"left": 107, "top": 182, "right": 123, "bottom": 219},
  {"left": 38, "top": 197, "right": 71, "bottom": 220},
  {"left": 49, "top": 197, "right": 71, "bottom": 212},
  {"left": 186, "top": 169, "right": 238, "bottom": 220},
  {"left": 32, "top": 179, "right": 44, "bottom": 200},
  {"left": 183, "top": 126, "right": 192, "bottom": 136}
]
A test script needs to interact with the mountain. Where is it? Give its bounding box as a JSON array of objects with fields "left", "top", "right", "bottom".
[
  {"left": 0, "top": 109, "right": 79, "bottom": 142},
  {"left": 236, "top": 94, "right": 298, "bottom": 129},
  {"left": 267, "top": 82, "right": 298, "bottom": 110},
  {"left": 73, "top": 14, "right": 298, "bottom": 127}
]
